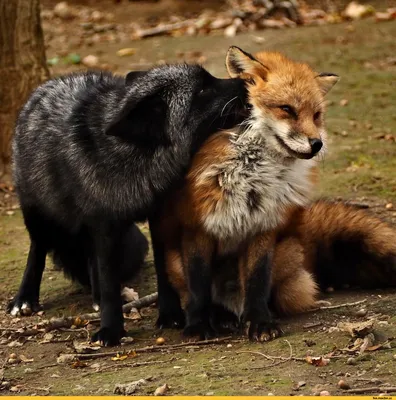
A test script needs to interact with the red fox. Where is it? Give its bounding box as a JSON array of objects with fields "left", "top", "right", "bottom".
[{"left": 150, "top": 46, "right": 395, "bottom": 340}]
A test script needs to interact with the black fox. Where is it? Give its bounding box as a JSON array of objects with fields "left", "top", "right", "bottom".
[{"left": 9, "top": 65, "right": 247, "bottom": 346}]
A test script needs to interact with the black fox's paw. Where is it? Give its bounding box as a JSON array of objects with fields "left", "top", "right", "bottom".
[
  {"left": 91, "top": 327, "right": 126, "bottom": 347},
  {"left": 248, "top": 320, "right": 283, "bottom": 342},
  {"left": 210, "top": 305, "right": 241, "bottom": 334},
  {"left": 7, "top": 297, "right": 42, "bottom": 317},
  {"left": 183, "top": 321, "right": 216, "bottom": 340},
  {"left": 156, "top": 310, "right": 185, "bottom": 330}
]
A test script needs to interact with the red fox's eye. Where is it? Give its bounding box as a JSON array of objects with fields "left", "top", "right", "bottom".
[
  {"left": 314, "top": 111, "right": 321, "bottom": 120},
  {"left": 279, "top": 105, "right": 297, "bottom": 118}
]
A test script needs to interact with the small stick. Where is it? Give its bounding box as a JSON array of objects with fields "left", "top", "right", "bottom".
[
  {"left": 345, "top": 387, "right": 396, "bottom": 394},
  {"left": 43, "top": 292, "right": 158, "bottom": 332},
  {"left": 238, "top": 339, "right": 306, "bottom": 368},
  {"left": 72, "top": 336, "right": 233, "bottom": 360},
  {"left": 308, "top": 299, "right": 366, "bottom": 313},
  {"left": 80, "top": 360, "right": 168, "bottom": 377},
  {"left": 135, "top": 20, "right": 196, "bottom": 38}
]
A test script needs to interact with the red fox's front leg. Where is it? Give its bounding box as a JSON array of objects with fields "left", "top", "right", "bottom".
[
  {"left": 242, "top": 233, "right": 282, "bottom": 341},
  {"left": 182, "top": 229, "right": 215, "bottom": 339}
]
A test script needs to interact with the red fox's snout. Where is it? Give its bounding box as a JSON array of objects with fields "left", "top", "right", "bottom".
[{"left": 309, "top": 138, "right": 323, "bottom": 155}]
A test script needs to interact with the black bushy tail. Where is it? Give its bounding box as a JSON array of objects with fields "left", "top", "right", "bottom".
[
  {"left": 300, "top": 200, "right": 396, "bottom": 290},
  {"left": 52, "top": 224, "right": 149, "bottom": 286}
]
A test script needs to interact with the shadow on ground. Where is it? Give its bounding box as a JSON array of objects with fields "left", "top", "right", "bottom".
[{"left": 0, "top": 10, "right": 395, "bottom": 396}]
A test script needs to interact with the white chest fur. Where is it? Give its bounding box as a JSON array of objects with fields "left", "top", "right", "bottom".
[{"left": 197, "top": 134, "right": 316, "bottom": 241}]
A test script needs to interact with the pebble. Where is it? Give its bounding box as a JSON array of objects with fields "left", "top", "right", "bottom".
[
  {"left": 82, "top": 55, "right": 99, "bottom": 68},
  {"left": 156, "top": 337, "right": 166, "bottom": 345},
  {"left": 91, "top": 11, "right": 104, "bottom": 22},
  {"left": 117, "top": 48, "right": 136, "bottom": 57},
  {"left": 340, "top": 99, "right": 349, "bottom": 106},
  {"left": 320, "top": 390, "right": 330, "bottom": 396},
  {"left": 54, "top": 2, "right": 74, "bottom": 19},
  {"left": 385, "top": 203, "right": 393, "bottom": 210},
  {"left": 355, "top": 308, "right": 367, "bottom": 317},
  {"left": 347, "top": 357, "right": 357, "bottom": 365},
  {"left": 224, "top": 24, "right": 237, "bottom": 37},
  {"left": 267, "top": 393, "right": 274, "bottom": 396},
  {"left": 226, "top": 344, "right": 232, "bottom": 348},
  {"left": 338, "top": 380, "right": 350, "bottom": 390},
  {"left": 9, "top": 353, "right": 17, "bottom": 359}
]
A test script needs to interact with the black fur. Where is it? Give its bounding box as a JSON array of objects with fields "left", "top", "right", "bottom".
[
  {"left": 243, "top": 253, "right": 281, "bottom": 341},
  {"left": 9, "top": 66, "right": 247, "bottom": 346},
  {"left": 183, "top": 255, "right": 214, "bottom": 339}
]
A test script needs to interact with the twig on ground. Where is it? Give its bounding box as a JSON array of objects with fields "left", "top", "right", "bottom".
[
  {"left": 42, "top": 292, "right": 158, "bottom": 332},
  {"left": 66, "top": 336, "right": 233, "bottom": 361},
  {"left": 122, "top": 292, "right": 158, "bottom": 313},
  {"left": 308, "top": 299, "right": 367, "bottom": 313},
  {"left": 135, "top": 20, "right": 196, "bottom": 38},
  {"left": 80, "top": 359, "right": 169, "bottom": 377},
  {"left": 238, "top": 339, "right": 305, "bottom": 368},
  {"left": 345, "top": 387, "right": 396, "bottom": 394}
]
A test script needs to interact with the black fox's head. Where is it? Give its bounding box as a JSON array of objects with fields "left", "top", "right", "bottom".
[{"left": 104, "top": 64, "right": 247, "bottom": 151}]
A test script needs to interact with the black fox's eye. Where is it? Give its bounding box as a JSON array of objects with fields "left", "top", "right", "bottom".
[
  {"left": 314, "top": 111, "right": 321, "bottom": 120},
  {"left": 279, "top": 105, "right": 297, "bottom": 118}
]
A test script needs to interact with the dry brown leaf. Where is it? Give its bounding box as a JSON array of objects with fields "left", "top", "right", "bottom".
[
  {"left": 19, "top": 354, "right": 34, "bottom": 363},
  {"left": 154, "top": 383, "right": 169, "bottom": 396},
  {"left": 121, "top": 287, "right": 139, "bottom": 302},
  {"left": 338, "top": 319, "right": 375, "bottom": 337},
  {"left": 73, "top": 340, "right": 101, "bottom": 354},
  {"left": 71, "top": 360, "right": 88, "bottom": 369},
  {"left": 306, "top": 356, "right": 330, "bottom": 367},
  {"left": 111, "top": 353, "right": 128, "bottom": 361},
  {"left": 116, "top": 48, "right": 136, "bottom": 57}
]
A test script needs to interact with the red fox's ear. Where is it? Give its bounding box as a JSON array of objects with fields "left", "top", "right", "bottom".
[
  {"left": 226, "top": 46, "right": 268, "bottom": 79},
  {"left": 315, "top": 73, "right": 339, "bottom": 95}
]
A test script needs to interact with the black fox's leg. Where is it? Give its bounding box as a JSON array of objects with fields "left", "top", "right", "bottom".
[
  {"left": 90, "top": 222, "right": 126, "bottom": 346},
  {"left": 183, "top": 230, "right": 215, "bottom": 340},
  {"left": 8, "top": 240, "right": 47, "bottom": 316},
  {"left": 7, "top": 208, "right": 48, "bottom": 316},
  {"left": 149, "top": 219, "right": 185, "bottom": 329}
]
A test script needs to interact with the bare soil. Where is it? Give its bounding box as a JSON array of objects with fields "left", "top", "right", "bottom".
[{"left": 0, "top": 1, "right": 395, "bottom": 396}]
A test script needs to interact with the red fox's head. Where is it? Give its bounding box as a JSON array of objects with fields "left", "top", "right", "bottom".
[{"left": 226, "top": 47, "right": 339, "bottom": 160}]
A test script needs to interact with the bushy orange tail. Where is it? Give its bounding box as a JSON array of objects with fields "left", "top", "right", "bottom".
[
  {"left": 271, "top": 200, "right": 396, "bottom": 315},
  {"left": 301, "top": 200, "right": 396, "bottom": 289}
]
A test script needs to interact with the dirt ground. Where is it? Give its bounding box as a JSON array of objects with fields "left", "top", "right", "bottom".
[{"left": 1, "top": 0, "right": 396, "bottom": 396}]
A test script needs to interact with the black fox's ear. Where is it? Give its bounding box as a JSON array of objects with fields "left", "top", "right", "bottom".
[
  {"left": 226, "top": 46, "right": 268, "bottom": 79},
  {"left": 125, "top": 70, "right": 147, "bottom": 85},
  {"left": 105, "top": 79, "right": 167, "bottom": 144},
  {"left": 315, "top": 73, "right": 339, "bottom": 95}
]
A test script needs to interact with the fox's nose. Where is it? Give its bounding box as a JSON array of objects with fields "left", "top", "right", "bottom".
[{"left": 309, "top": 138, "right": 323, "bottom": 155}]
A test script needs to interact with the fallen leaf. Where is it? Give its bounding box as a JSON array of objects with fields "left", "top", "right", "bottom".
[
  {"left": 19, "top": 354, "right": 34, "bottom": 363},
  {"left": 116, "top": 48, "right": 136, "bottom": 57},
  {"left": 111, "top": 353, "right": 128, "bottom": 361},
  {"left": 292, "top": 381, "right": 306, "bottom": 390},
  {"left": 343, "top": 1, "right": 375, "bottom": 20},
  {"left": 121, "top": 287, "right": 139, "bottom": 302},
  {"left": 306, "top": 356, "right": 330, "bottom": 367},
  {"left": 338, "top": 319, "right": 375, "bottom": 337},
  {"left": 114, "top": 378, "right": 148, "bottom": 395},
  {"left": 73, "top": 341, "right": 101, "bottom": 354},
  {"left": 57, "top": 354, "right": 76, "bottom": 364},
  {"left": 154, "top": 383, "right": 169, "bottom": 396},
  {"left": 72, "top": 360, "right": 88, "bottom": 369}
]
